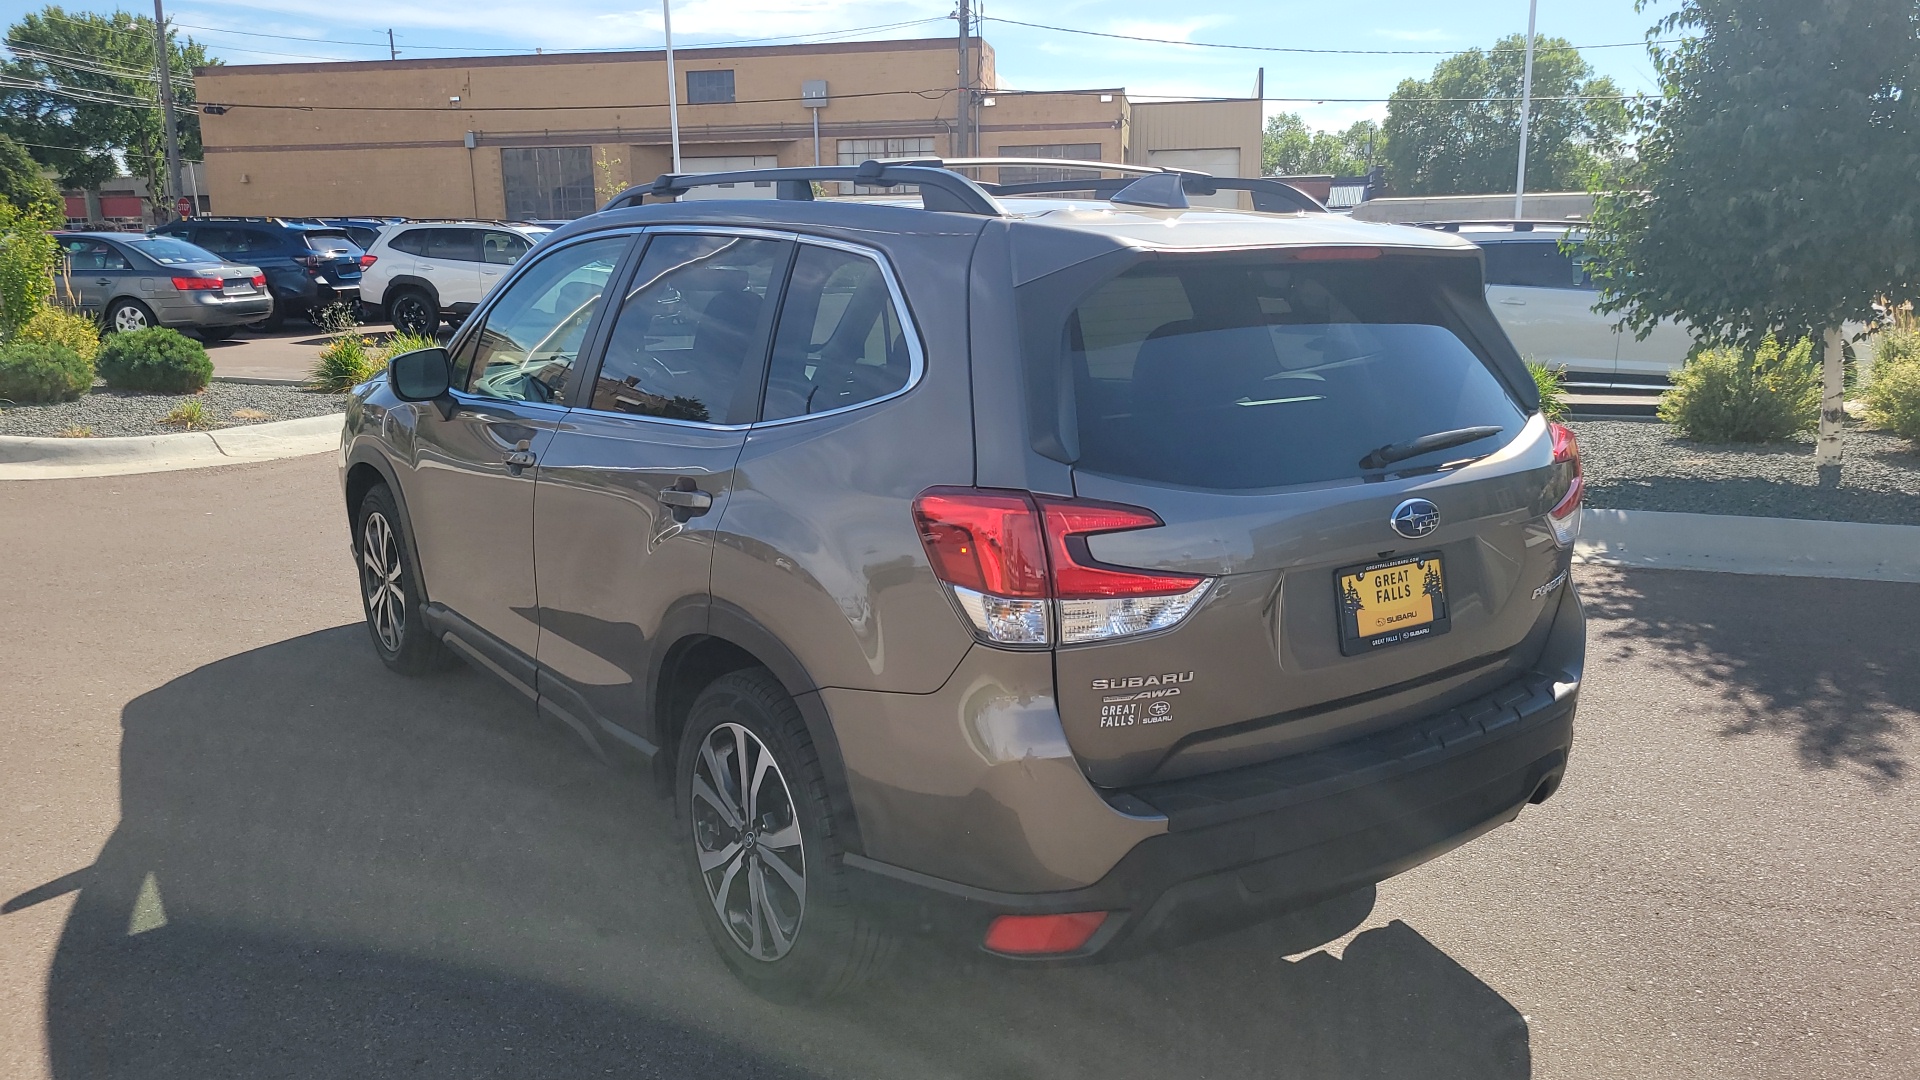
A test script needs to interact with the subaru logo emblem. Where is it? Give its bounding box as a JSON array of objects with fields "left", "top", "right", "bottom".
[{"left": 1390, "top": 498, "right": 1440, "bottom": 540}]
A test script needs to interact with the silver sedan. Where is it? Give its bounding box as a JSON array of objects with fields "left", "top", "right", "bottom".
[{"left": 55, "top": 231, "right": 274, "bottom": 341}]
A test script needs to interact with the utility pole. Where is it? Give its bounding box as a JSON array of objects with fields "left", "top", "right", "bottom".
[
  {"left": 662, "top": 0, "right": 682, "bottom": 172},
  {"left": 387, "top": 29, "right": 397, "bottom": 60},
  {"left": 152, "top": 0, "right": 183, "bottom": 216},
  {"left": 1512, "top": 0, "right": 1538, "bottom": 219},
  {"left": 955, "top": 0, "right": 971, "bottom": 158}
]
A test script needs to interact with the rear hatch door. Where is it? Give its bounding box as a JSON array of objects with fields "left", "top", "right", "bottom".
[
  {"left": 302, "top": 229, "right": 365, "bottom": 285},
  {"left": 1048, "top": 250, "right": 1573, "bottom": 788}
]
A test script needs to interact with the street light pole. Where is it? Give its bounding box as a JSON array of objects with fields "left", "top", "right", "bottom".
[
  {"left": 152, "top": 0, "right": 183, "bottom": 215},
  {"left": 662, "top": 0, "right": 682, "bottom": 173},
  {"left": 1512, "top": 0, "right": 1538, "bottom": 219}
]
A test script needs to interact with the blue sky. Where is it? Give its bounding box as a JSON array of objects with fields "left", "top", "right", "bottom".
[{"left": 3, "top": 0, "right": 1675, "bottom": 131}]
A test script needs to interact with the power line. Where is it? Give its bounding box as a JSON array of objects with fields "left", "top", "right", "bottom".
[
  {"left": 7, "top": 43, "right": 173, "bottom": 84},
  {"left": 0, "top": 76, "right": 161, "bottom": 109},
  {"left": 171, "top": 16, "right": 950, "bottom": 60},
  {"left": 985, "top": 16, "right": 1675, "bottom": 56}
]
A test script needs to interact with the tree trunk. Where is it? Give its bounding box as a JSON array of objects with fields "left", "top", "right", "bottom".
[{"left": 1815, "top": 326, "right": 1846, "bottom": 466}]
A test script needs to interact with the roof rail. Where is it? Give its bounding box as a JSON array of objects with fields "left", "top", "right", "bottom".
[
  {"left": 1412, "top": 219, "right": 1589, "bottom": 232},
  {"left": 602, "top": 159, "right": 1006, "bottom": 216},
  {"left": 898, "top": 157, "right": 1328, "bottom": 213}
]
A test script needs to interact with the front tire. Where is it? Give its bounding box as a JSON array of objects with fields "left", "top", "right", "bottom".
[
  {"left": 678, "top": 669, "right": 891, "bottom": 1000},
  {"left": 354, "top": 484, "right": 455, "bottom": 675},
  {"left": 106, "top": 299, "right": 156, "bottom": 334},
  {"left": 388, "top": 289, "right": 439, "bottom": 336}
]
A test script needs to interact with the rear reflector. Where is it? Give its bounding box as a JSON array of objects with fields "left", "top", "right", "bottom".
[
  {"left": 1546, "top": 422, "right": 1583, "bottom": 546},
  {"left": 171, "top": 275, "right": 222, "bottom": 291},
  {"left": 913, "top": 488, "right": 1212, "bottom": 647},
  {"left": 983, "top": 911, "right": 1108, "bottom": 956}
]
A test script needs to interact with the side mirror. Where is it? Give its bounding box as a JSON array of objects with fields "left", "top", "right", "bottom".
[{"left": 389, "top": 346, "right": 451, "bottom": 405}]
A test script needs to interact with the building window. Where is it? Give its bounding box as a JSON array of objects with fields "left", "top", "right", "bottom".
[
  {"left": 995, "top": 143, "right": 1107, "bottom": 185},
  {"left": 501, "top": 146, "right": 596, "bottom": 220},
  {"left": 836, "top": 137, "right": 936, "bottom": 193},
  {"left": 687, "top": 69, "right": 735, "bottom": 105}
]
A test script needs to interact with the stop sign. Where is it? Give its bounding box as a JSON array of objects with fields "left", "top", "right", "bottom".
[{"left": 175, "top": 196, "right": 193, "bottom": 218}]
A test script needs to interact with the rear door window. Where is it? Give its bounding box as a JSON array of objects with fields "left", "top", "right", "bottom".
[
  {"left": 423, "top": 228, "right": 481, "bottom": 263},
  {"left": 1066, "top": 256, "right": 1526, "bottom": 490},
  {"left": 586, "top": 233, "right": 787, "bottom": 424},
  {"left": 1481, "top": 240, "right": 1590, "bottom": 289}
]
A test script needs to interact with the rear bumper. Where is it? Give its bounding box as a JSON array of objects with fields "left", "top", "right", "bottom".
[
  {"left": 845, "top": 673, "right": 1577, "bottom": 960},
  {"left": 155, "top": 291, "right": 274, "bottom": 327}
]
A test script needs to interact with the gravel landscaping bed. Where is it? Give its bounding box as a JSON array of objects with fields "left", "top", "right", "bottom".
[
  {"left": 0, "top": 383, "right": 344, "bottom": 439},
  {"left": 1571, "top": 419, "right": 1920, "bottom": 525}
]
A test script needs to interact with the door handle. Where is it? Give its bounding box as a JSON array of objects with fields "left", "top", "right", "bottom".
[
  {"left": 658, "top": 477, "right": 714, "bottom": 518},
  {"left": 504, "top": 438, "right": 536, "bottom": 474},
  {"left": 96, "top": 278, "right": 113, "bottom": 286}
]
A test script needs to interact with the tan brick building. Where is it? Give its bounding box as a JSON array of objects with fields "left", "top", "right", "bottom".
[{"left": 192, "top": 37, "right": 1260, "bottom": 219}]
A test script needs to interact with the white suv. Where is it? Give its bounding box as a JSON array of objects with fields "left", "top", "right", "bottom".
[
  {"left": 1438, "top": 223, "right": 1697, "bottom": 391},
  {"left": 361, "top": 221, "right": 552, "bottom": 335}
]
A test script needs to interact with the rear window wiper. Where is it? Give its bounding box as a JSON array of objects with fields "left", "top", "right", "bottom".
[{"left": 1359, "top": 425, "right": 1504, "bottom": 471}]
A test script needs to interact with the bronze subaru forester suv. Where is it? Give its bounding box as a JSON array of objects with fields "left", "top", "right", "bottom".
[{"left": 340, "top": 160, "right": 1586, "bottom": 999}]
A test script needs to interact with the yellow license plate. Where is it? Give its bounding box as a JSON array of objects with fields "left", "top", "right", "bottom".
[{"left": 1336, "top": 552, "right": 1451, "bottom": 656}]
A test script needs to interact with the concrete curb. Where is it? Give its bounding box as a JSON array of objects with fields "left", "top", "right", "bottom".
[
  {"left": 1576, "top": 508, "right": 1920, "bottom": 583},
  {"left": 0, "top": 413, "right": 342, "bottom": 480}
]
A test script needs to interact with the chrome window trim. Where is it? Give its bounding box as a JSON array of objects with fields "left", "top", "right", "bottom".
[{"left": 561, "top": 225, "right": 928, "bottom": 432}]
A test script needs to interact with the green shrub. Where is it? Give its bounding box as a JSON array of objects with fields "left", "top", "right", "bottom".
[
  {"left": 309, "top": 330, "right": 381, "bottom": 393},
  {"left": 96, "top": 327, "right": 213, "bottom": 393},
  {"left": 0, "top": 340, "right": 92, "bottom": 403},
  {"left": 1873, "top": 326, "right": 1920, "bottom": 372},
  {"left": 14, "top": 306, "right": 101, "bottom": 362},
  {"left": 0, "top": 198, "right": 61, "bottom": 333},
  {"left": 1657, "top": 336, "right": 1820, "bottom": 442},
  {"left": 1862, "top": 353, "right": 1920, "bottom": 447},
  {"left": 1528, "top": 361, "right": 1569, "bottom": 421},
  {"left": 377, "top": 331, "right": 441, "bottom": 360},
  {"left": 162, "top": 399, "right": 212, "bottom": 429}
]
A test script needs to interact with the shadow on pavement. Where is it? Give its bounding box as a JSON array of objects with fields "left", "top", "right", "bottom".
[
  {"left": 1581, "top": 565, "right": 1917, "bottom": 786},
  {"left": 10, "top": 626, "right": 1529, "bottom": 1079}
]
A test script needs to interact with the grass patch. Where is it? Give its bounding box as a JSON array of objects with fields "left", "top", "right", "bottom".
[
  {"left": 162, "top": 399, "right": 213, "bottom": 430},
  {"left": 54, "top": 423, "right": 92, "bottom": 438},
  {"left": 1528, "top": 361, "right": 1569, "bottom": 421},
  {"left": 230, "top": 407, "right": 270, "bottom": 421}
]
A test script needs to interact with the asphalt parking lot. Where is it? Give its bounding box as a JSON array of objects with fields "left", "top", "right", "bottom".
[{"left": 1, "top": 454, "right": 1915, "bottom": 1080}]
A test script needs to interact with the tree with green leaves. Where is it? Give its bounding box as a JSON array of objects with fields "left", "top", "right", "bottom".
[
  {"left": 1383, "top": 35, "right": 1628, "bottom": 196},
  {"left": 1263, "top": 114, "right": 1385, "bottom": 177},
  {"left": 0, "top": 6, "right": 212, "bottom": 209},
  {"left": 0, "top": 131, "right": 58, "bottom": 211},
  {"left": 1585, "top": 0, "right": 1920, "bottom": 467}
]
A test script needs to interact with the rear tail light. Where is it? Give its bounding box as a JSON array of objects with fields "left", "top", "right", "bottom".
[
  {"left": 983, "top": 911, "right": 1108, "bottom": 956},
  {"left": 360, "top": 254, "right": 377, "bottom": 269},
  {"left": 913, "top": 488, "right": 1211, "bottom": 647},
  {"left": 1546, "top": 422, "right": 1583, "bottom": 546},
  {"left": 171, "top": 275, "right": 222, "bottom": 290},
  {"left": 250, "top": 273, "right": 266, "bottom": 287}
]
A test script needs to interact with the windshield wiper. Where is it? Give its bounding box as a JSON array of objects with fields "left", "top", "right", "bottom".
[{"left": 1359, "top": 425, "right": 1504, "bottom": 471}]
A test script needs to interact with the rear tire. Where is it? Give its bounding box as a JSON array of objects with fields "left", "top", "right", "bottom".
[
  {"left": 389, "top": 289, "right": 439, "bottom": 336},
  {"left": 105, "top": 299, "right": 156, "bottom": 334},
  {"left": 677, "top": 669, "right": 891, "bottom": 1001},
  {"left": 353, "top": 484, "right": 456, "bottom": 676}
]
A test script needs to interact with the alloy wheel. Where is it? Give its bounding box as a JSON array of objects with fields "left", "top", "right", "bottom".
[
  {"left": 112, "top": 305, "right": 149, "bottom": 332},
  {"left": 393, "top": 296, "right": 431, "bottom": 335},
  {"left": 360, "top": 511, "right": 405, "bottom": 653},
  {"left": 690, "top": 722, "right": 807, "bottom": 962}
]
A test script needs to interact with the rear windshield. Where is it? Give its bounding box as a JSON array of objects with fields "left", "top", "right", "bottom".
[
  {"left": 302, "top": 230, "right": 359, "bottom": 254},
  {"left": 125, "top": 236, "right": 222, "bottom": 266},
  {"left": 1065, "top": 256, "right": 1526, "bottom": 490}
]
